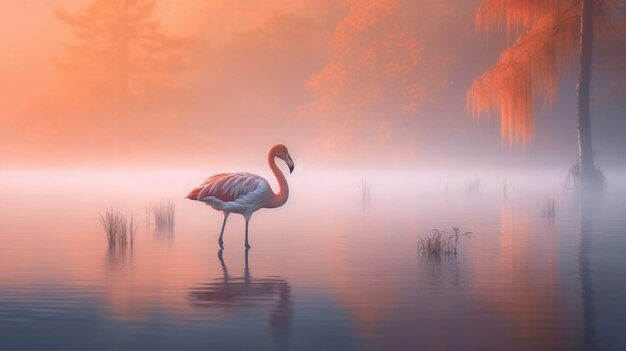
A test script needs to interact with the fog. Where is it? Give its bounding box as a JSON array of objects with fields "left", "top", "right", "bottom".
[
  {"left": 1, "top": 0, "right": 625, "bottom": 172},
  {"left": 4, "top": 3, "right": 626, "bottom": 349}
]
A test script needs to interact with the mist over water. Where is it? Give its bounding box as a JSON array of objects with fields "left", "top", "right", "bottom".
[
  {"left": 1, "top": 169, "right": 626, "bottom": 350},
  {"left": 2, "top": 0, "right": 626, "bottom": 349}
]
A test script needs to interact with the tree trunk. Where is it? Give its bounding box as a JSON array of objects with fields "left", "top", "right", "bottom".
[{"left": 577, "top": 0, "right": 599, "bottom": 189}]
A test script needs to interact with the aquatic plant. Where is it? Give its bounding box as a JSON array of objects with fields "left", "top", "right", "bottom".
[
  {"left": 99, "top": 210, "right": 136, "bottom": 247},
  {"left": 150, "top": 200, "right": 175, "bottom": 231},
  {"left": 503, "top": 179, "right": 508, "bottom": 197},
  {"left": 465, "top": 178, "right": 481, "bottom": 195},
  {"left": 541, "top": 197, "right": 556, "bottom": 218},
  {"left": 360, "top": 179, "right": 371, "bottom": 205},
  {"left": 418, "top": 226, "right": 471, "bottom": 256}
]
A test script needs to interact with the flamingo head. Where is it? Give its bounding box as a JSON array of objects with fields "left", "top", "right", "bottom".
[{"left": 271, "top": 144, "right": 295, "bottom": 174}]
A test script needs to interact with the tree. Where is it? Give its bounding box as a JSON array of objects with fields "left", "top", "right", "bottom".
[
  {"left": 468, "top": 0, "right": 625, "bottom": 189},
  {"left": 305, "top": 0, "right": 459, "bottom": 163},
  {"left": 55, "top": 0, "right": 185, "bottom": 115}
]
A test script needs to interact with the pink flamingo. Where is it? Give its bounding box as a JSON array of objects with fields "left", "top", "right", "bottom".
[{"left": 186, "top": 144, "right": 294, "bottom": 249}]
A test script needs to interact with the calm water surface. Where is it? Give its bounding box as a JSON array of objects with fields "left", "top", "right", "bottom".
[{"left": 1, "top": 170, "right": 625, "bottom": 350}]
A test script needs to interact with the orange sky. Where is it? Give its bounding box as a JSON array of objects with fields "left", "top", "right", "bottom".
[{"left": 1, "top": 0, "right": 625, "bottom": 170}]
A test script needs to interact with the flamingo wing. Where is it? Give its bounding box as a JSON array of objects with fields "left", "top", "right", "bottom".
[{"left": 187, "top": 172, "right": 264, "bottom": 202}]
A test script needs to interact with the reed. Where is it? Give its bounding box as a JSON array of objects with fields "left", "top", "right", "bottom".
[
  {"left": 360, "top": 179, "right": 371, "bottom": 205},
  {"left": 465, "top": 178, "right": 481, "bottom": 195},
  {"left": 418, "top": 226, "right": 471, "bottom": 256},
  {"left": 99, "top": 209, "right": 136, "bottom": 247},
  {"left": 150, "top": 200, "right": 175, "bottom": 230},
  {"left": 541, "top": 197, "right": 556, "bottom": 218}
]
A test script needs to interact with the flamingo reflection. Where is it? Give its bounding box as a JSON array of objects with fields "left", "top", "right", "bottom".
[{"left": 189, "top": 250, "right": 292, "bottom": 342}]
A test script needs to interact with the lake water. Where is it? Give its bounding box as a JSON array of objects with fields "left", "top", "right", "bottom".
[{"left": 1, "top": 169, "right": 625, "bottom": 350}]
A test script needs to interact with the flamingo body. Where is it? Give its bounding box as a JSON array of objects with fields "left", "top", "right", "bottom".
[
  {"left": 186, "top": 144, "right": 294, "bottom": 249},
  {"left": 187, "top": 172, "right": 271, "bottom": 214}
]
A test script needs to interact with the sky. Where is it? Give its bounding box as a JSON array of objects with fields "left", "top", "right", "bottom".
[{"left": 0, "top": 0, "right": 625, "bottom": 171}]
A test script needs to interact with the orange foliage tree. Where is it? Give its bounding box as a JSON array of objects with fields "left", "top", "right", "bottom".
[{"left": 468, "top": 0, "right": 625, "bottom": 189}]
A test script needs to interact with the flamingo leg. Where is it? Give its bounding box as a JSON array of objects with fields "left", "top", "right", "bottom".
[
  {"left": 244, "top": 214, "right": 251, "bottom": 249},
  {"left": 218, "top": 211, "right": 230, "bottom": 249}
]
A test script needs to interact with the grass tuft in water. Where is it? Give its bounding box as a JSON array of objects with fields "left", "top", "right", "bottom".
[
  {"left": 418, "top": 226, "right": 471, "bottom": 256},
  {"left": 150, "top": 200, "right": 175, "bottom": 231},
  {"left": 99, "top": 210, "right": 136, "bottom": 247}
]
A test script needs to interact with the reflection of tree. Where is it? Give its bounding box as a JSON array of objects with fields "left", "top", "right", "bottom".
[
  {"left": 470, "top": 203, "right": 570, "bottom": 349},
  {"left": 578, "top": 196, "right": 595, "bottom": 350},
  {"left": 188, "top": 250, "right": 292, "bottom": 345},
  {"left": 54, "top": 0, "right": 185, "bottom": 115}
]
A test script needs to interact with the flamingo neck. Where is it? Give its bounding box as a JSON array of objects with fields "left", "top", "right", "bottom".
[{"left": 268, "top": 154, "right": 289, "bottom": 208}]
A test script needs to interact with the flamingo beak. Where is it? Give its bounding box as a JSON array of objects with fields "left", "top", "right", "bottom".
[{"left": 286, "top": 154, "right": 295, "bottom": 174}]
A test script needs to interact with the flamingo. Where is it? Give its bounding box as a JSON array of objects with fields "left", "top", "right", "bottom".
[{"left": 186, "top": 144, "right": 294, "bottom": 249}]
